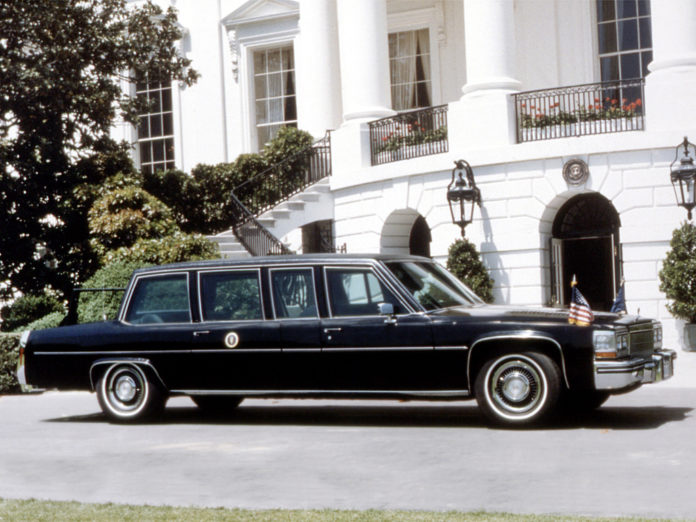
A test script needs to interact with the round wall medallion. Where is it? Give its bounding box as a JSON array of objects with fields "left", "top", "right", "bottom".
[
  {"left": 224, "top": 332, "right": 240, "bottom": 349},
  {"left": 563, "top": 158, "right": 589, "bottom": 186}
]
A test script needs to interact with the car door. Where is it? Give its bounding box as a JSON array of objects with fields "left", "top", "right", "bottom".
[
  {"left": 268, "top": 267, "right": 323, "bottom": 389},
  {"left": 190, "top": 268, "right": 282, "bottom": 390},
  {"left": 320, "top": 266, "right": 437, "bottom": 390}
]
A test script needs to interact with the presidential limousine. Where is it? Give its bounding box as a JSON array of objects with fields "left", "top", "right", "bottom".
[{"left": 17, "top": 254, "right": 676, "bottom": 426}]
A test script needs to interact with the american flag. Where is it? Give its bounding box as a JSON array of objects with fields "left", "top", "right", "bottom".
[{"left": 568, "top": 278, "right": 593, "bottom": 326}]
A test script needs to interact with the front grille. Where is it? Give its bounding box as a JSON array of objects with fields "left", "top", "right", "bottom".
[{"left": 629, "top": 324, "right": 654, "bottom": 357}]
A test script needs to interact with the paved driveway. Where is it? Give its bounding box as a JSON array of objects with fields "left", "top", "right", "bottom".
[{"left": 0, "top": 385, "right": 695, "bottom": 518}]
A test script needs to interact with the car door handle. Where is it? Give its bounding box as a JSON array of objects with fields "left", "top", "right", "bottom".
[
  {"left": 193, "top": 330, "right": 211, "bottom": 337},
  {"left": 323, "top": 327, "right": 343, "bottom": 333}
]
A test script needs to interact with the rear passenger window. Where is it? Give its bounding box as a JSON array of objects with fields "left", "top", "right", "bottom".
[
  {"left": 125, "top": 273, "right": 190, "bottom": 324},
  {"left": 271, "top": 269, "right": 318, "bottom": 319},
  {"left": 326, "top": 268, "right": 404, "bottom": 316},
  {"left": 199, "top": 270, "right": 263, "bottom": 321}
]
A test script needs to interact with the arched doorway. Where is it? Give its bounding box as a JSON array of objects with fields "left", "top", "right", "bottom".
[
  {"left": 380, "top": 210, "right": 432, "bottom": 257},
  {"left": 551, "top": 193, "right": 621, "bottom": 311}
]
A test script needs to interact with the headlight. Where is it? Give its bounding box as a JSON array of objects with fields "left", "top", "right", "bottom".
[
  {"left": 653, "top": 324, "right": 663, "bottom": 349},
  {"left": 593, "top": 329, "right": 628, "bottom": 359}
]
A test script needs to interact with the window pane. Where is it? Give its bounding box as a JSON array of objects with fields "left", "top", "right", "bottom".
[
  {"left": 254, "top": 51, "right": 266, "bottom": 73},
  {"left": 600, "top": 55, "right": 619, "bottom": 81},
  {"left": 597, "top": 0, "right": 615, "bottom": 22},
  {"left": 200, "top": 271, "right": 262, "bottom": 321},
  {"left": 268, "top": 72, "right": 282, "bottom": 97},
  {"left": 617, "top": 0, "right": 637, "bottom": 19},
  {"left": 139, "top": 141, "right": 151, "bottom": 163},
  {"left": 126, "top": 274, "right": 190, "bottom": 324},
  {"left": 268, "top": 98, "right": 283, "bottom": 121},
  {"left": 641, "top": 50, "right": 652, "bottom": 77},
  {"left": 268, "top": 50, "right": 281, "bottom": 72},
  {"left": 284, "top": 95, "right": 297, "bottom": 121},
  {"left": 597, "top": 22, "right": 617, "bottom": 53},
  {"left": 620, "top": 52, "right": 641, "bottom": 79},
  {"left": 638, "top": 0, "right": 650, "bottom": 16},
  {"left": 639, "top": 17, "right": 652, "bottom": 48},
  {"left": 271, "top": 269, "right": 317, "bottom": 319},
  {"left": 326, "top": 269, "right": 402, "bottom": 316},
  {"left": 282, "top": 47, "right": 294, "bottom": 69},
  {"left": 257, "top": 125, "right": 272, "bottom": 149},
  {"left": 163, "top": 113, "right": 173, "bottom": 136},
  {"left": 256, "top": 100, "right": 268, "bottom": 124},
  {"left": 389, "top": 29, "right": 431, "bottom": 111},
  {"left": 165, "top": 138, "right": 174, "bottom": 161},
  {"left": 149, "top": 114, "right": 162, "bottom": 137},
  {"left": 618, "top": 19, "right": 638, "bottom": 51},
  {"left": 254, "top": 75, "right": 266, "bottom": 99}
]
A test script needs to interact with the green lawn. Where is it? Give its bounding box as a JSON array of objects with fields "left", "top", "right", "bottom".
[{"left": 0, "top": 499, "right": 679, "bottom": 522}]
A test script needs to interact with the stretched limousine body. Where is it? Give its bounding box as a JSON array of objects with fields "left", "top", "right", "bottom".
[{"left": 18, "top": 254, "right": 676, "bottom": 426}]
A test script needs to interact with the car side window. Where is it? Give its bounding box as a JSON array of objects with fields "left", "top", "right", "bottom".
[
  {"left": 326, "top": 268, "right": 404, "bottom": 317},
  {"left": 125, "top": 273, "right": 190, "bottom": 324},
  {"left": 200, "top": 270, "right": 262, "bottom": 321},
  {"left": 271, "top": 268, "right": 318, "bottom": 319}
]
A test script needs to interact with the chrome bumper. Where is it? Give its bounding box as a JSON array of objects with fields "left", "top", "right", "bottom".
[{"left": 594, "top": 349, "right": 676, "bottom": 391}]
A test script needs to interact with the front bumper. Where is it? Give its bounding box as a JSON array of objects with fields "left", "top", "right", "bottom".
[{"left": 594, "top": 349, "right": 676, "bottom": 391}]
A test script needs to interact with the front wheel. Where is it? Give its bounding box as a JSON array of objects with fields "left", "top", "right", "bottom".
[
  {"left": 97, "top": 364, "right": 165, "bottom": 422},
  {"left": 475, "top": 352, "right": 561, "bottom": 426}
]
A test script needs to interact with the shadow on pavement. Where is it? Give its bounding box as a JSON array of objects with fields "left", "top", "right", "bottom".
[{"left": 46, "top": 401, "right": 692, "bottom": 430}]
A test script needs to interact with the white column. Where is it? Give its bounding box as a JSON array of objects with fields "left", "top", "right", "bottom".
[
  {"left": 645, "top": 0, "right": 696, "bottom": 133},
  {"left": 295, "top": 0, "right": 342, "bottom": 139},
  {"left": 449, "top": 0, "right": 520, "bottom": 149},
  {"left": 335, "top": 0, "right": 394, "bottom": 123}
]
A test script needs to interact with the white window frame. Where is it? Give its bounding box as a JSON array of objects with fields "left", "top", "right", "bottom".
[{"left": 387, "top": 7, "right": 443, "bottom": 111}]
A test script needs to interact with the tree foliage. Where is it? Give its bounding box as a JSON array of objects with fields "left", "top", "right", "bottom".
[
  {"left": 0, "top": 0, "right": 197, "bottom": 299},
  {"left": 446, "top": 238, "right": 495, "bottom": 303},
  {"left": 659, "top": 223, "right": 696, "bottom": 323},
  {"left": 0, "top": 294, "right": 64, "bottom": 332}
]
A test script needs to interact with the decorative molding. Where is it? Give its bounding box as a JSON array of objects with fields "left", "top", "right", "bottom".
[
  {"left": 226, "top": 29, "right": 239, "bottom": 83},
  {"left": 562, "top": 158, "right": 589, "bottom": 186}
]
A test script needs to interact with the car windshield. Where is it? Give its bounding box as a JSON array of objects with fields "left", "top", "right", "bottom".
[{"left": 385, "top": 261, "right": 484, "bottom": 311}]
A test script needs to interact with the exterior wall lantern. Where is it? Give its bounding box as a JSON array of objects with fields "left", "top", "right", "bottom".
[
  {"left": 447, "top": 159, "right": 482, "bottom": 236},
  {"left": 670, "top": 137, "right": 696, "bottom": 220}
]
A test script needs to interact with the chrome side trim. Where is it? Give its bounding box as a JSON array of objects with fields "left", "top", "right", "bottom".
[
  {"left": 89, "top": 358, "right": 167, "bottom": 391},
  {"left": 175, "top": 389, "right": 471, "bottom": 398},
  {"left": 467, "top": 333, "right": 569, "bottom": 390},
  {"left": 35, "top": 350, "right": 191, "bottom": 356},
  {"left": 321, "top": 346, "right": 433, "bottom": 352},
  {"left": 434, "top": 345, "right": 469, "bottom": 351}
]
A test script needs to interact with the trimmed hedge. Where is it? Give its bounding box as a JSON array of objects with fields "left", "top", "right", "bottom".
[{"left": 0, "top": 334, "right": 20, "bottom": 394}]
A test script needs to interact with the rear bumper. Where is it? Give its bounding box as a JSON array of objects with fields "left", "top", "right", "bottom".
[{"left": 594, "top": 349, "right": 676, "bottom": 391}]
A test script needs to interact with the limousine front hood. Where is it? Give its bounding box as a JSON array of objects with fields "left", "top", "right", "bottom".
[{"left": 435, "top": 304, "right": 645, "bottom": 327}]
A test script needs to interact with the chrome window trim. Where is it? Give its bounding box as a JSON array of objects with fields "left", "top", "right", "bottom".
[
  {"left": 119, "top": 270, "right": 192, "bottom": 325},
  {"left": 197, "top": 267, "right": 264, "bottom": 323},
  {"left": 467, "top": 332, "right": 569, "bottom": 389},
  {"left": 322, "top": 264, "right": 416, "bottom": 318},
  {"left": 268, "top": 266, "right": 320, "bottom": 320}
]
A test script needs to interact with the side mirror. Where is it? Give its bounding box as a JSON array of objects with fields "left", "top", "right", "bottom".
[{"left": 378, "top": 302, "right": 397, "bottom": 324}]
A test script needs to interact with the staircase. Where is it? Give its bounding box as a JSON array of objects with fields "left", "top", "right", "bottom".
[
  {"left": 209, "top": 134, "right": 332, "bottom": 258},
  {"left": 211, "top": 178, "right": 333, "bottom": 258}
]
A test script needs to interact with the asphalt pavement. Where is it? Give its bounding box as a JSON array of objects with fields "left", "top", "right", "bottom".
[{"left": 1, "top": 376, "right": 695, "bottom": 518}]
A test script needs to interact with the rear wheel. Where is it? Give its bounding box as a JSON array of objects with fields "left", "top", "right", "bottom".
[
  {"left": 97, "top": 364, "right": 165, "bottom": 422},
  {"left": 475, "top": 351, "right": 561, "bottom": 426}
]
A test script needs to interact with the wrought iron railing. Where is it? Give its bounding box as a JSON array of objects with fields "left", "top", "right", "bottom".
[
  {"left": 513, "top": 79, "right": 645, "bottom": 143},
  {"left": 369, "top": 105, "right": 448, "bottom": 166},
  {"left": 228, "top": 133, "right": 331, "bottom": 256},
  {"left": 233, "top": 133, "right": 331, "bottom": 218},
  {"left": 230, "top": 193, "right": 293, "bottom": 256}
]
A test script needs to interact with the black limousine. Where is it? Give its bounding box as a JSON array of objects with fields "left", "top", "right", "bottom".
[{"left": 17, "top": 254, "right": 675, "bottom": 426}]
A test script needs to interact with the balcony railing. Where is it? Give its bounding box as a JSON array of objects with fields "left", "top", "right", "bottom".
[
  {"left": 369, "top": 105, "right": 448, "bottom": 166},
  {"left": 513, "top": 79, "right": 645, "bottom": 143}
]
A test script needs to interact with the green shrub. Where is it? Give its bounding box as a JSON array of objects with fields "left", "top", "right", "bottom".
[
  {"left": 21, "top": 311, "right": 66, "bottom": 331},
  {"left": 446, "top": 238, "right": 495, "bottom": 303},
  {"left": 103, "top": 232, "right": 219, "bottom": 266},
  {"left": 1, "top": 294, "right": 65, "bottom": 332},
  {"left": 0, "top": 334, "right": 20, "bottom": 394},
  {"left": 659, "top": 223, "right": 696, "bottom": 322}
]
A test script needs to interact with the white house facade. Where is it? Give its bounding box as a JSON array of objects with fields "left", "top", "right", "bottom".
[{"left": 120, "top": 0, "right": 696, "bottom": 357}]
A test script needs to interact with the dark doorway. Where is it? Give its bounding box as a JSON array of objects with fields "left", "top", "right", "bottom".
[
  {"left": 302, "top": 220, "right": 334, "bottom": 253},
  {"left": 551, "top": 194, "right": 621, "bottom": 311},
  {"left": 409, "top": 216, "right": 431, "bottom": 257}
]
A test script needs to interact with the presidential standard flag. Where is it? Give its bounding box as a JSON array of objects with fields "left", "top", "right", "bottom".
[
  {"left": 568, "top": 277, "right": 594, "bottom": 326},
  {"left": 610, "top": 281, "right": 627, "bottom": 314}
]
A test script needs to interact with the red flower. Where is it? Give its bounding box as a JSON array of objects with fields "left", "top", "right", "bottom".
[
  {"left": 636, "top": 98, "right": 642, "bottom": 106},
  {"left": 611, "top": 99, "right": 617, "bottom": 104},
  {"left": 594, "top": 97, "right": 600, "bottom": 103},
  {"left": 622, "top": 98, "right": 627, "bottom": 103},
  {"left": 521, "top": 103, "right": 526, "bottom": 108}
]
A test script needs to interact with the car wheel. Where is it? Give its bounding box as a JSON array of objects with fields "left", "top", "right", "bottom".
[
  {"left": 475, "top": 351, "right": 561, "bottom": 426},
  {"left": 192, "top": 396, "right": 243, "bottom": 413},
  {"left": 97, "top": 364, "right": 165, "bottom": 422}
]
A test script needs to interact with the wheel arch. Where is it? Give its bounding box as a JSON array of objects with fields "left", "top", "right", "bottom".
[
  {"left": 467, "top": 333, "right": 570, "bottom": 394},
  {"left": 89, "top": 358, "right": 167, "bottom": 392}
]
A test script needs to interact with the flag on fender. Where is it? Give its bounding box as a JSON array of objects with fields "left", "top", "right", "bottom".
[{"left": 568, "top": 276, "right": 593, "bottom": 326}]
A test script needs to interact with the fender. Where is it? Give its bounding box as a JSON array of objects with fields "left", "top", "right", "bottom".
[
  {"left": 466, "top": 331, "right": 569, "bottom": 392},
  {"left": 89, "top": 358, "right": 167, "bottom": 392}
]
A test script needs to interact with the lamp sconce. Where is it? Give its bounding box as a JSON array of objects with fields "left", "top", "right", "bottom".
[
  {"left": 670, "top": 137, "right": 696, "bottom": 220},
  {"left": 447, "top": 159, "right": 482, "bottom": 237}
]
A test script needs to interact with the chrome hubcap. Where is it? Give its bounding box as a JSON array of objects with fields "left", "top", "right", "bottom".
[
  {"left": 500, "top": 371, "right": 531, "bottom": 403},
  {"left": 488, "top": 357, "right": 544, "bottom": 416},
  {"left": 115, "top": 376, "right": 137, "bottom": 402}
]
